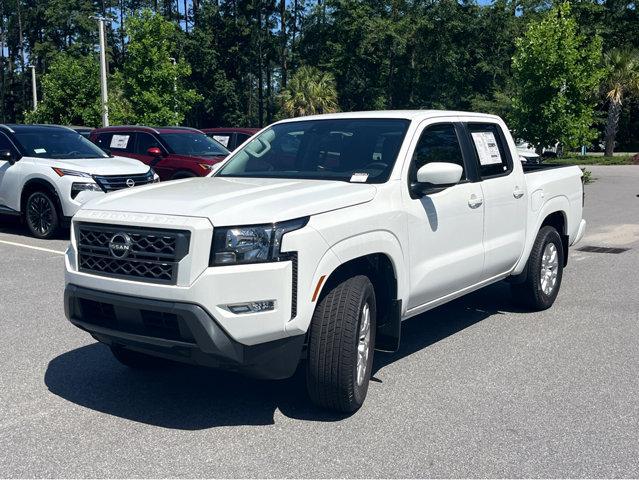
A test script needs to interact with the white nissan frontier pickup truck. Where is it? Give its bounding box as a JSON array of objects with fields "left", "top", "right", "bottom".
[{"left": 64, "top": 111, "right": 586, "bottom": 412}]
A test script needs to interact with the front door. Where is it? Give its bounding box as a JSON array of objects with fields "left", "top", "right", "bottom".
[{"left": 403, "top": 120, "right": 485, "bottom": 311}]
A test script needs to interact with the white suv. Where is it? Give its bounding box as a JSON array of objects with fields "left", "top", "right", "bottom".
[{"left": 0, "top": 124, "right": 157, "bottom": 238}]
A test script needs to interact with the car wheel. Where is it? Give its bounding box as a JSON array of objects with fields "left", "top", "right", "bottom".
[
  {"left": 110, "top": 346, "right": 168, "bottom": 369},
  {"left": 512, "top": 226, "right": 564, "bottom": 310},
  {"left": 306, "top": 275, "right": 376, "bottom": 413},
  {"left": 25, "top": 190, "right": 60, "bottom": 239}
]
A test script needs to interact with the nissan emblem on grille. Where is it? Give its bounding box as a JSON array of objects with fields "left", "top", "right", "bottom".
[
  {"left": 108, "top": 232, "right": 133, "bottom": 259},
  {"left": 126, "top": 178, "right": 135, "bottom": 187}
]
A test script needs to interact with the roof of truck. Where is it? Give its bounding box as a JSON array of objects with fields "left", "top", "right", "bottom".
[{"left": 275, "top": 110, "right": 502, "bottom": 124}]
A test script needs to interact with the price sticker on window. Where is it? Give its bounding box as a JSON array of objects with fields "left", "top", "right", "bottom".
[
  {"left": 471, "top": 131, "right": 502, "bottom": 166},
  {"left": 110, "top": 134, "right": 130, "bottom": 149}
]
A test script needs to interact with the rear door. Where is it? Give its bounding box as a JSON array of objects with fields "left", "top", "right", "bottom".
[{"left": 463, "top": 120, "right": 526, "bottom": 278}]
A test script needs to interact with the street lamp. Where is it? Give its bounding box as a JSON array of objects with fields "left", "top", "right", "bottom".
[
  {"left": 28, "top": 65, "right": 37, "bottom": 110},
  {"left": 92, "top": 15, "right": 111, "bottom": 127},
  {"left": 169, "top": 57, "right": 178, "bottom": 126}
]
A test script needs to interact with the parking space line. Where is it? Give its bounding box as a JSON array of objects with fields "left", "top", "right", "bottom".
[{"left": 0, "top": 239, "right": 65, "bottom": 255}]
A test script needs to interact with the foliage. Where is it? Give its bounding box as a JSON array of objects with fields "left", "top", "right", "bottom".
[
  {"left": 2, "top": 0, "right": 639, "bottom": 150},
  {"left": 23, "top": 53, "right": 130, "bottom": 127},
  {"left": 601, "top": 48, "right": 639, "bottom": 155},
  {"left": 279, "top": 66, "right": 338, "bottom": 117},
  {"left": 510, "top": 2, "right": 605, "bottom": 152},
  {"left": 120, "top": 9, "right": 201, "bottom": 125},
  {"left": 546, "top": 155, "right": 634, "bottom": 165}
]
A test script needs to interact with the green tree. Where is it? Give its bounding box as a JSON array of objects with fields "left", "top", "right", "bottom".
[
  {"left": 602, "top": 48, "right": 639, "bottom": 156},
  {"left": 279, "top": 65, "right": 338, "bottom": 118},
  {"left": 23, "top": 53, "right": 130, "bottom": 127},
  {"left": 120, "top": 9, "right": 201, "bottom": 125},
  {"left": 511, "top": 2, "right": 604, "bottom": 152}
]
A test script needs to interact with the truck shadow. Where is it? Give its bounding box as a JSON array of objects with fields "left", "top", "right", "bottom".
[{"left": 45, "top": 282, "right": 526, "bottom": 429}]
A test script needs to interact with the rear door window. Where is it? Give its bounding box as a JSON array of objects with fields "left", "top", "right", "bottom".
[{"left": 467, "top": 123, "right": 512, "bottom": 178}]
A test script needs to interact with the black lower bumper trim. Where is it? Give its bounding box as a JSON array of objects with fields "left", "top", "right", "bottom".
[{"left": 64, "top": 284, "right": 305, "bottom": 379}]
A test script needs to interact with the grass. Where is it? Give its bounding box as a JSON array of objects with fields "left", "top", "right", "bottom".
[{"left": 545, "top": 154, "right": 635, "bottom": 165}]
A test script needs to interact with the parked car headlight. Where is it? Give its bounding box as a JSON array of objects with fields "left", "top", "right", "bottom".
[
  {"left": 210, "top": 217, "right": 308, "bottom": 266},
  {"left": 52, "top": 167, "right": 93, "bottom": 178},
  {"left": 71, "top": 182, "right": 102, "bottom": 199}
]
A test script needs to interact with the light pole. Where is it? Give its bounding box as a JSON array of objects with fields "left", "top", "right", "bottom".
[
  {"left": 93, "top": 16, "right": 110, "bottom": 127},
  {"left": 169, "top": 57, "right": 178, "bottom": 126},
  {"left": 28, "top": 65, "right": 37, "bottom": 110}
]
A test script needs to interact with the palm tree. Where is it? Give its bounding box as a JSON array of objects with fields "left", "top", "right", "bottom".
[
  {"left": 603, "top": 49, "right": 639, "bottom": 156},
  {"left": 279, "top": 66, "right": 339, "bottom": 118}
]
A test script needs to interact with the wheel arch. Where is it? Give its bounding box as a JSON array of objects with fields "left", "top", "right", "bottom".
[
  {"left": 513, "top": 199, "right": 571, "bottom": 276},
  {"left": 20, "top": 178, "right": 63, "bottom": 216},
  {"left": 305, "top": 231, "right": 407, "bottom": 352}
]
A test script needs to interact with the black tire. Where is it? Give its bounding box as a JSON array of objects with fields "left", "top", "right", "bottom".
[
  {"left": 24, "top": 190, "right": 60, "bottom": 239},
  {"left": 511, "top": 226, "right": 564, "bottom": 310},
  {"left": 306, "top": 275, "right": 376, "bottom": 413},
  {"left": 110, "top": 346, "right": 167, "bottom": 369}
]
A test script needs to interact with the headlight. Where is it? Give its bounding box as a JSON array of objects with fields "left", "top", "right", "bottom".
[
  {"left": 151, "top": 169, "right": 160, "bottom": 182},
  {"left": 71, "top": 182, "right": 102, "bottom": 199},
  {"left": 210, "top": 217, "right": 308, "bottom": 266},
  {"left": 53, "top": 167, "right": 92, "bottom": 178}
]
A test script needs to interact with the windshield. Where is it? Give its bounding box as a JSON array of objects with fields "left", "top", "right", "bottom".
[
  {"left": 160, "top": 132, "right": 230, "bottom": 157},
  {"left": 216, "top": 119, "right": 410, "bottom": 183},
  {"left": 14, "top": 130, "right": 109, "bottom": 159}
]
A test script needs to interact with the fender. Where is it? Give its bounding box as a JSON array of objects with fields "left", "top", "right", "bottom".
[
  {"left": 285, "top": 229, "right": 407, "bottom": 350},
  {"left": 512, "top": 195, "right": 570, "bottom": 275},
  {"left": 18, "top": 176, "right": 64, "bottom": 214}
]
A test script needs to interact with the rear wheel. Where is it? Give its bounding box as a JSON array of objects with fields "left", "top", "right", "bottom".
[
  {"left": 306, "top": 275, "right": 376, "bottom": 413},
  {"left": 511, "top": 226, "right": 564, "bottom": 310},
  {"left": 25, "top": 190, "right": 60, "bottom": 239},
  {"left": 110, "top": 346, "right": 167, "bottom": 369}
]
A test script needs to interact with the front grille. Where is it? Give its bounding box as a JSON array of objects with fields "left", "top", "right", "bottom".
[
  {"left": 93, "top": 170, "right": 155, "bottom": 192},
  {"left": 77, "top": 223, "right": 190, "bottom": 284}
]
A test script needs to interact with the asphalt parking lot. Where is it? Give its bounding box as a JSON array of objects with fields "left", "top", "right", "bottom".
[{"left": 1, "top": 165, "right": 638, "bottom": 478}]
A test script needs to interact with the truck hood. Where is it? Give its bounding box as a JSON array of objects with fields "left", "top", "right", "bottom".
[
  {"left": 82, "top": 176, "right": 377, "bottom": 225},
  {"left": 28, "top": 155, "right": 150, "bottom": 175}
]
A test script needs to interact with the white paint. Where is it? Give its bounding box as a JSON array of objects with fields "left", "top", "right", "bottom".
[{"left": 0, "top": 239, "right": 64, "bottom": 255}]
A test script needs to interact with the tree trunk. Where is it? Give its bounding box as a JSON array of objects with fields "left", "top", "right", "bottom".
[
  {"left": 604, "top": 99, "right": 621, "bottom": 157},
  {"left": 280, "top": 0, "right": 287, "bottom": 88},
  {"left": 184, "top": 0, "right": 188, "bottom": 32},
  {"left": 257, "top": 8, "right": 264, "bottom": 127}
]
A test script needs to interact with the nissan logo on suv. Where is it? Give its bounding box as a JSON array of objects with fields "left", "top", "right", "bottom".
[
  {"left": 126, "top": 178, "right": 136, "bottom": 187},
  {"left": 109, "top": 232, "right": 133, "bottom": 259}
]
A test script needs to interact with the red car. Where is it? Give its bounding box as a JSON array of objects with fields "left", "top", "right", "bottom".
[
  {"left": 201, "top": 127, "right": 259, "bottom": 151},
  {"left": 90, "top": 126, "right": 230, "bottom": 181}
]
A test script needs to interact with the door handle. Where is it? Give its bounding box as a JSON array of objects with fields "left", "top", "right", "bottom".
[
  {"left": 513, "top": 187, "right": 524, "bottom": 199},
  {"left": 468, "top": 194, "right": 483, "bottom": 209}
]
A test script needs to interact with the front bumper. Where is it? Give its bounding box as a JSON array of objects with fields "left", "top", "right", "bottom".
[{"left": 65, "top": 284, "right": 305, "bottom": 379}]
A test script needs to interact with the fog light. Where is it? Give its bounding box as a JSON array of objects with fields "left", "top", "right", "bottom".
[{"left": 227, "top": 300, "right": 275, "bottom": 314}]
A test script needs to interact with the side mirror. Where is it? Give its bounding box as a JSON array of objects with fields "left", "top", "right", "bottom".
[
  {"left": 147, "top": 146, "right": 163, "bottom": 157},
  {"left": 413, "top": 162, "right": 463, "bottom": 196},
  {"left": 0, "top": 149, "right": 15, "bottom": 165}
]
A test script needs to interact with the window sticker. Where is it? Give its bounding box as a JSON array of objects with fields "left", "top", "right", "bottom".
[
  {"left": 471, "top": 131, "right": 502, "bottom": 166},
  {"left": 110, "top": 134, "right": 130, "bottom": 149},
  {"left": 213, "top": 135, "right": 230, "bottom": 147},
  {"left": 350, "top": 172, "right": 369, "bottom": 183},
  {"left": 34, "top": 148, "right": 47, "bottom": 154}
]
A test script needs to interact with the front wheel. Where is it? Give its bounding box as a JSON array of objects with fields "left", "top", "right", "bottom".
[
  {"left": 25, "top": 190, "right": 60, "bottom": 239},
  {"left": 306, "top": 275, "right": 376, "bottom": 413},
  {"left": 511, "top": 226, "right": 564, "bottom": 310}
]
